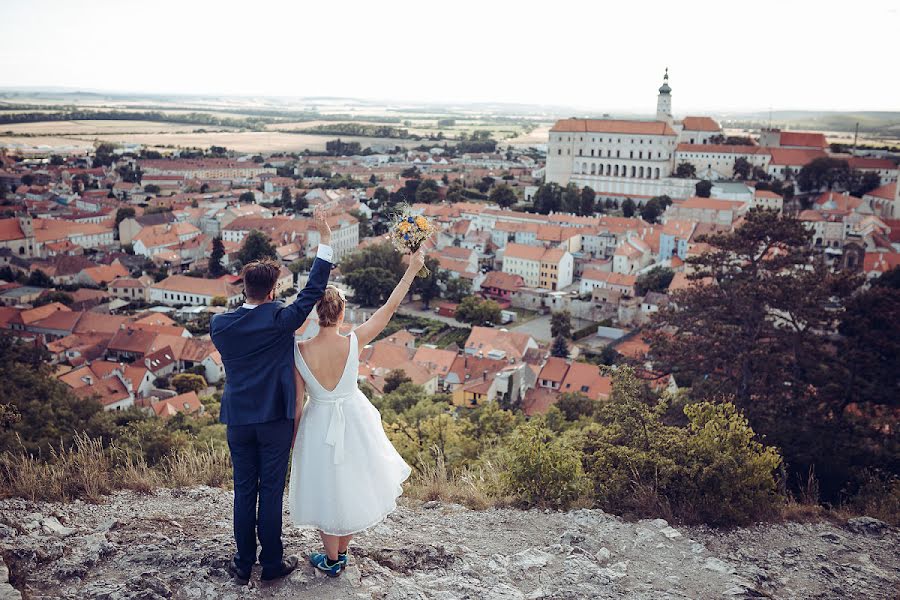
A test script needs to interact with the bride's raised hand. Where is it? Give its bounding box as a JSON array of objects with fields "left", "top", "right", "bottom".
[{"left": 407, "top": 247, "right": 426, "bottom": 277}]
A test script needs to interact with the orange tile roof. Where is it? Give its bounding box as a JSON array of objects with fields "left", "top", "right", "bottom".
[
  {"left": 864, "top": 182, "right": 896, "bottom": 201},
  {"left": 559, "top": 362, "right": 612, "bottom": 401},
  {"left": 676, "top": 143, "right": 768, "bottom": 155},
  {"left": 847, "top": 157, "right": 896, "bottom": 171},
  {"left": 0, "top": 218, "right": 25, "bottom": 242},
  {"left": 778, "top": 131, "right": 827, "bottom": 149},
  {"left": 676, "top": 197, "right": 746, "bottom": 211},
  {"left": 152, "top": 391, "right": 203, "bottom": 419},
  {"left": 504, "top": 243, "right": 546, "bottom": 262},
  {"left": 538, "top": 357, "right": 569, "bottom": 383},
  {"left": 766, "top": 148, "right": 827, "bottom": 166},
  {"left": 680, "top": 116, "right": 721, "bottom": 132},
  {"left": 413, "top": 346, "right": 457, "bottom": 376},
  {"left": 481, "top": 271, "right": 525, "bottom": 291},
  {"left": 551, "top": 118, "right": 676, "bottom": 136},
  {"left": 464, "top": 326, "right": 534, "bottom": 361},
  {"left": 864, "top": 251, "right": 900, "bottom": 274},
  {"left": 19, "top": 302, "right": 71, "bottom": 325}
]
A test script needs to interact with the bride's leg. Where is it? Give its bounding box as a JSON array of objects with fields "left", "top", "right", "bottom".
[
  {"left": 318, "top": 530, "right": 341, "bottom": 561},
  {"left": 338, "top": 535, "right": 352, "bottom": 554}
]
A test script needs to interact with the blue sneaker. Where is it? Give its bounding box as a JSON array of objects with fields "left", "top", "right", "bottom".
[
  {"left": 339, "top": 550, "right": 350, "bottom": 568},
  {"left": 309, "top": 552, "right": 343, "bottom": 577}
]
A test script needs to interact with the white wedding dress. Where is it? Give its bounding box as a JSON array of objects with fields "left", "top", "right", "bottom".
[{"left": 288, "top": 331, "right": 411, "bottom": 536}]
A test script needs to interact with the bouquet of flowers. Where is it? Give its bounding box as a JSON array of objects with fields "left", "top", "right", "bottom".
[{"left": 389, "top": 206, "right": 437, "bottom": 278}]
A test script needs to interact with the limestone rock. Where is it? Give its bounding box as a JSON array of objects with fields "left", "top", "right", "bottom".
[{"left": 0, "top": 488, "right": 896, "bottom": 600}]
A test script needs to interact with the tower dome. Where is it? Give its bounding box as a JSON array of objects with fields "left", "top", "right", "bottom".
[{"left": 658, "top": 68, "right": 671, "bottom": 94}]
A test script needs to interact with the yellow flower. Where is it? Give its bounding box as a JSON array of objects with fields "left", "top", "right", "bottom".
[
  {"left": 399, "top": 221, "right": 411, "bottom": 233},
  {"left": 415, "top": 216, "right": 428, "bottom": 229}
]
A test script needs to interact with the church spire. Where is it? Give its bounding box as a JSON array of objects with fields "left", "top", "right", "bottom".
[{"left": 656, "top": 68, "right": 672, "bottom": 123}]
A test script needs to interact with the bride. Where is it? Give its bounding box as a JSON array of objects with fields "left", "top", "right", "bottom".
[{"left": 288, "top": 248, "right": 426, "bottom": 577}]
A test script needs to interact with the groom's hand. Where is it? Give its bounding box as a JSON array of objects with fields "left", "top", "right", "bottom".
[{"left": 314, "top": 206, "right": 331, "bottom": 247}]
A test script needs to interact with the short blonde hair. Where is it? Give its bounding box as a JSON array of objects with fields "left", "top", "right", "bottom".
[{"left": 316, "top": 285, "right": 345, "bottom": 327}]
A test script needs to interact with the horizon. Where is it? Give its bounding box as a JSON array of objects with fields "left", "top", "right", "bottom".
[{"left": 1, "top": 0, "right": 898, "bottom": 113}]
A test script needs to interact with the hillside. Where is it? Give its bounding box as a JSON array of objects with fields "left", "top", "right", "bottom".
[{"left": 0, "top": 487, "right": 896, "bottom": 600}]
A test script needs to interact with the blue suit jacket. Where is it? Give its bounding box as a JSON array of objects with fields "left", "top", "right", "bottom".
[{"left": 211, "top": 258, "right": 331, "bottom": 426}]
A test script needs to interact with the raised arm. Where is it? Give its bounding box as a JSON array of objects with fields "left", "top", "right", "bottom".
[
  {"left": 274, "top": 208, "right": 333, "bottom": 332},
  {"left": 355, "top": 248, "right": 426, "bottom": 349}
]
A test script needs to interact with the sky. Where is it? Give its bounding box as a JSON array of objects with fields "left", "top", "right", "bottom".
[{"left": 1, "top": 0, "right": 898, "bottom": 113}]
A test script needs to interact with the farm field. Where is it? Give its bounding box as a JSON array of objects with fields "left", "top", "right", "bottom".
[
  {"left": 55, "top": 131, "right": 424, "bottom": 153},
  {"left": 0, "top": 120, "right": 237, "bottom": 135}
]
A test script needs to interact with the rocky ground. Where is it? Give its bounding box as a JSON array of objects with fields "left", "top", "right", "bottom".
[{"left": 0, "top": 487, "right": 896, "bottom": 600}]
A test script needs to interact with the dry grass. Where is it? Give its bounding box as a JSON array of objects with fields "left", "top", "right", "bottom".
[
  {"left": 405, "top": 452, "right": 514, "bottom": 510},
  {"left": 0, "top": 435, "right": 233, "bottom": 503}
]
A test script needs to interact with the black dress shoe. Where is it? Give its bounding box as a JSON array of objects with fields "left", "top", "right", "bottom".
[
  {"left": 228, "top": 558, "right": 251, "bottom": 585},
  {"left": 261, "top": 555, "right": 299, "bottom": 581}
]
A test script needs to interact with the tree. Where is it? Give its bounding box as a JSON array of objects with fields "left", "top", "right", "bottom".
[
  {"left": 344, "top": 267, "right": 399, "bottom": 307},
  {"left": 674, "top": 162, "right": 696, "bottom": 178},
  {"left": 621, "top": 198, "right": 636, "bottom": 218},
  {"left": 27, "top": 269, "right": 53, "bottom": 288},
  {"left": 49, "top": 154, "right": 65, "bottom": 166},
  {"left": 551, "top": 334, "right": 570, "bottom": 358},
  {"left": 635, "top": 266, "right": 674, "bottom": 296},
  {"left": 556, "top": 393, "right": 597, "bottom": 421},
  {"left": 280, "top": 187, "right": 292, "bottom": 207},
  {"left": 733, "top": 157, "right": 752, "bottom": 180},
  {"left": 415, "top": 179, "right": 440, "bottom": 204},
  {"left": 144, "top": 184, "right": 161, "bottom": 194},
  {"left": 114, "top": 207, "right": 136, "bottom": 229},
  {"left": 695, "top": 180, "right": 712, "bottom": 198},
  {"left": 341, "top": 242, "right": 405, "bottom": 281},
  {"left": 489, "top": 184, "right": 517, "bottom": 208},
  {"left": 369, "top": 174, "right": 378, "bottom": 185},
  {"left": 293, "top": 191, "right": 308, "bottom": 213},
  {"left": 208, "top": 236, "right": 226, "bottom": 277},
  {"left": 640, "top": 198, "right": 663, "bottom": 223},
  {"left": 372, "top": 187, "right": 389, "bottom": 205},
  {"left": 210, "top": 296, "right": 227, "bottom": 307},
  {"left": 580, "top": 186, "right": 596, "bottom": 216},
  {"left": 238, "top": 191, "right": 256, "bottom": 203},
  {"left": 172, "top": 373, "right": 207, "bottom": 394},
  {"left": 411, "top": 257, "right": 441, "bottom": 308},
  {"left": 849, "top": 171, "right": 881, "bottom": 197},
  {"left": 797, "top": 157, "right": 850, "bottom": 193},
  {"left": 237, "top": 230, "right": 277, "bottom": 264},
  {"left": 550, "top": 311, "right": 573, "bottom": 339},
  {"left": 455, "top": 296, "right": 501, "bottom": 326},
  {"left": 532, "top": 183, "right": 562, "bottom": 215},
  {"left": 33, "top": 291, "right": 74, "bottom": 307},
  {"left": 562, "top": 184, "right": 580, "bottom": 214},
  {"left": 647, "top": 208, "right": 871, "bottom": 501},
  {"left": 0, "top": 333, "right": 107, "bottom": 454},
  {"left": 443, "top": 276, "right": 472, "bottom": 302},
  {"left": 384, "top": 369, "right": 413, "bottom": 394}
]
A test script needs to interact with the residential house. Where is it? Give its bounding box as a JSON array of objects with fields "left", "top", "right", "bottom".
[{"left": 149, "top": 275, "right": 244, "bottom": 307}]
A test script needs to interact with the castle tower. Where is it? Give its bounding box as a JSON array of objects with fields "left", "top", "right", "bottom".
[
  {"left": 17, "top": 212, "right": 34, "bottom": 238},
  {"left": 656, "top": 68, "right": 672, "bottom": 123}
]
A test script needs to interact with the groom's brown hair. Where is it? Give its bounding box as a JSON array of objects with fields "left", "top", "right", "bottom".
[{"left": 241, "top": 259, "right": 280, "bottom": 302}]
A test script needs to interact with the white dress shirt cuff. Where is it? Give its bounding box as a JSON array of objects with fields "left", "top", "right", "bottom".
[{"left": 317, "top": 244, "right": 334, "bottom": 263}]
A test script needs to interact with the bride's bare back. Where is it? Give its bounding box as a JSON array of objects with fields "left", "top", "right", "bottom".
[{"left": 297, "top": 334, "right": 352, "bottom": 392}]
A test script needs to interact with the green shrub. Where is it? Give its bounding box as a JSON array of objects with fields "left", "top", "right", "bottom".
[
  {"left": 573, "top": 367, "right": 784, "bottom": 525},
  {"left": 502, "top": 421, "right": 586, "bottom": 509},
  {"left": 679, "top": 402, "right": 782, "bottom": 525}
]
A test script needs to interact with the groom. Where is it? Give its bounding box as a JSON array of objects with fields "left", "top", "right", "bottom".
[{"left": 210, "top": 208, "right": 333, "bottom": 584}]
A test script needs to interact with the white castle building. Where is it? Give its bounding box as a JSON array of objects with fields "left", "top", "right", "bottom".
[{"left": 546, "top": 70, "right": 720, "bottom": 199}]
